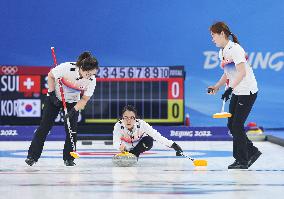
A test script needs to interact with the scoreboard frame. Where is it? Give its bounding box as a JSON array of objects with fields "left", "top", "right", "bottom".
[
  {"left": 0, "top": 65, "right": 185, "bottom": 126},
  {"left": 84, "top": 65, "right": 185, "bottom": 125}
]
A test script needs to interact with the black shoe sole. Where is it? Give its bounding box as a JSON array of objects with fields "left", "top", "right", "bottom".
[
  {"left": 64, "top": 161, "right": 76, "bottom": 166},
  {"left": 228, "top": 166, "right": 248, "bottom": 169},
  {"left": 25, "top": 158, "right": 36, "bottom": 166},
  {"left": 228, "top": 161, "right": 248, "bottom": 169},
  {"left": 248, "top": 151, "right": 262, "bottom": 167},
  {"left": 64, "top": 163, "right": 75, "bottom": 166},
  {"left": 228, "top": 161, "right": 238, "bottom": 169}
]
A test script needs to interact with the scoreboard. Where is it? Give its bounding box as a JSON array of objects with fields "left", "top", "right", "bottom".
[
  {"left": 0, "top": 65, "right": 185, "bottom": 125},
  {"left": 85, "top": 66, "right": 184, "bottom": 124},
  {"left": 0, "top": 65, "right": 52, "bottom": 125}
]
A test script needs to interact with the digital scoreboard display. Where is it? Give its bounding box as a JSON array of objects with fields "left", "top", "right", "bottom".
[
  {"left": 0, "top": 65, "right": 184, "bottom": 125},
  {"left": 85, "top": 66, "right": 185, "bottom": 124}
]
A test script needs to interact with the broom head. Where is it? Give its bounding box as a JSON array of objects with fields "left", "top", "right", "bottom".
[
  {"left": 193, "top": 159, "right": 208, "bottom": 166},
  {"left": 213, "top": 112, "right": 232, "bottom": 119},
  {"left": 70, "top": 151, "right": 80, "bottom": 159}
]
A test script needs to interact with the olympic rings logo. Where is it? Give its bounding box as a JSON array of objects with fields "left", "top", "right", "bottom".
[{"left": 1, "top": 66, "right": 18, "bottom": 75}]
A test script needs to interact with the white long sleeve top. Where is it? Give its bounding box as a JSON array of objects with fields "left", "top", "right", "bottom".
[{"left": 113, "top": 119, "right": 174, "bottom": 151}]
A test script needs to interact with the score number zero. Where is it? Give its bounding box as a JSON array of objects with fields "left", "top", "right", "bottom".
[{"left": 170, "top": 81, "right": 181, "bottom": 119}]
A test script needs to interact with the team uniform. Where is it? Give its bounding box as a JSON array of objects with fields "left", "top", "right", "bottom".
[
  {"left": 27, "top": 62, "right": 96, "bottom": 162},
  {"left": 219, "top": 40, "right": 260, "bottom": 165},
  {"left": 113, "top": 119, "right": 174, "bottom": 157}
]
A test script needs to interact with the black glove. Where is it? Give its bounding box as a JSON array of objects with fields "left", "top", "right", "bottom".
[
  {"left": 48, "top": 91, "right": 60, "bottom": 107},
  {"left": 64, "top": 107, "right": 78, "bottom": 120},
  {"left": 207, "top": 87, "right": 214, "bottom": 94},
  {"left": 221, "top": 87, "right": 233, "bottom": 102},
  {"left": 171, "top": 142, "right": 183, "bottom": 156}
]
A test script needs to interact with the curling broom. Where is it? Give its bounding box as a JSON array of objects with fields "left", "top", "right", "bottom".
[
  {"left": 51, "top": 47, "right": 80, "bottom": 159},
  {"left": 212, "top": 79, "right": 232, "bottom": 119}
]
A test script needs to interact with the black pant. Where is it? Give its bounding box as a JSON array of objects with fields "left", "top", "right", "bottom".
[
  {"left": 129, "top": 136, "right": 154, "bottom": 157},
  {"left": 227, "top": 92, "right": 258, "bottom": 163},
  {"left": 27, "top": 96, "right": 78, "bottom": 161}
]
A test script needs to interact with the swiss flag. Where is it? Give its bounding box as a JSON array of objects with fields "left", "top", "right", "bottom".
[{"left": 19, "top": 75, "right": 41, "bottom": 93}]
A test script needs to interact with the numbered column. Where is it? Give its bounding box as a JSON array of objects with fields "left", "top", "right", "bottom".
[{"left": 167, "top": 78, "right": 184, "bottom": 122}]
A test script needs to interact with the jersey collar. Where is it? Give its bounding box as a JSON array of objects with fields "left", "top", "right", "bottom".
[{"left": 223, "top": 40, "right": 233, "bottom": 53}]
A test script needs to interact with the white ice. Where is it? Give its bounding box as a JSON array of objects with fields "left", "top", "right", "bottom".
[{"left": 0, "top": 140, "right": 284, "bottom": 199}]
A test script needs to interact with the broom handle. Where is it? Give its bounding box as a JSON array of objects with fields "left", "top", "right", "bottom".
[
  {"left": 221, "top": 79, "right": 229, "bottom": 113},
  {"left": 221, "top": 99, "right": 226, "bottom": 113},
  {"left": 58, "top": 78, "right": 76, "bottom": 152},
  {"left": 51, "top": 47, "right": 76, "bottom": 152},
  {"left": 181, "top": 153, "right": 195, "bottom": 162}
]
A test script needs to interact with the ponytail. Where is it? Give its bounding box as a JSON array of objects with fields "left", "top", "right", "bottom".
[{"left": 231, "top": 33, "right": 239, "bottom": 44}]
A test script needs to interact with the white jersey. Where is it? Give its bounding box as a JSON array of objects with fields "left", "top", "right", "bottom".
[
  {"left": 51, "top": 62, "right": 96, "bottom": 103},
  {"left": 218, "top": 40, "right": 258, "bottom": 95},
  {"left": 113, "top": 119, "right": 174, "bottom": 151}
]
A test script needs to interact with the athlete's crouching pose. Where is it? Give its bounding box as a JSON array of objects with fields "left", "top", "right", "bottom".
[{"left": 113, "top": 105, "right": 183, "bottom": 158}]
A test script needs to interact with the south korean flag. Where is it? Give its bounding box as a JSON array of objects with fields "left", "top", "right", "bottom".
[{"left": 17, "top": 99, "right": 41, "bottom": 117}]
